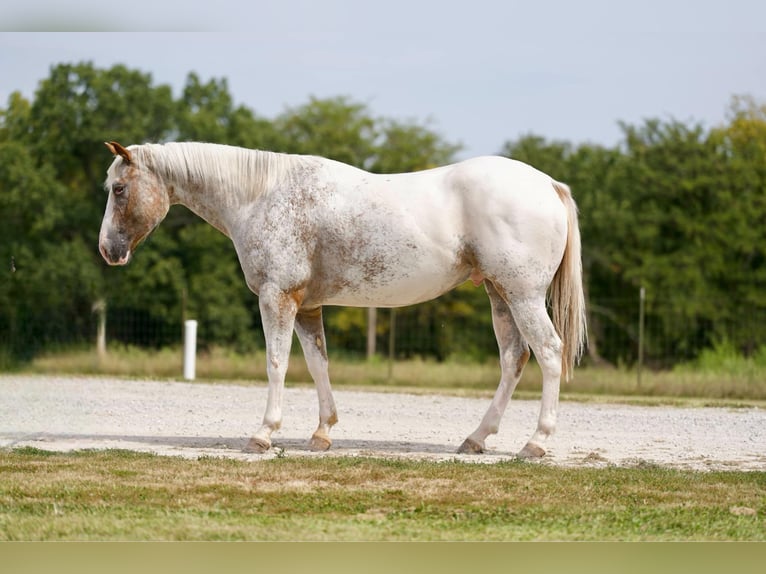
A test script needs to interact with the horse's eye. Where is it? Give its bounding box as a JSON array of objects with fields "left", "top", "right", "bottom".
[{"left": 112, "top": 183, "right": 126, "bottom": 196}]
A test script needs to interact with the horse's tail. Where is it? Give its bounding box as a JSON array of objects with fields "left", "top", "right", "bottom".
[{"left": 549, "top": 181, "right": 587, "bottom": 381}]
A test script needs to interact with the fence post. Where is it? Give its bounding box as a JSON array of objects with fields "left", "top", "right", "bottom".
[
  {"left": 92, "top": 299, "right": 107, "bottom": 360},
  {"left": 366, "top": 307, "right": 377, "bottom": 359},
  {"left": 184, "top": 319, "right": 198, "bottom": 380},
  {"left": 388, "top": 308, "right": 396, "bottom": 381},
  {"left": 637, "top": 286, "right": 645, "bottom": 389}
]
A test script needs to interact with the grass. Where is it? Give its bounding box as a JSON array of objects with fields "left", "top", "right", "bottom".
[
  {"left": 0, "top": 448, "right": 763, "bottom": 541},
  {"left": 20, "top": 345, "right": 766, "bottom": 405}
]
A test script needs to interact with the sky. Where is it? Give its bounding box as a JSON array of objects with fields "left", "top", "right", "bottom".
[{"left": 1, "top": 0, "right": 765, "bottom": 158}]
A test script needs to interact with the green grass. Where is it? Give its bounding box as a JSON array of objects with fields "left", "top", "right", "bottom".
[
  {"left": 19, "top": 345, "right": 766, "bottom": 405},
  {"left": 0, "top": 449, "right": 763, "bottom": 541}
]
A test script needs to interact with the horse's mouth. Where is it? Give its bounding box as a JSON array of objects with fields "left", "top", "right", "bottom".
[{"left": 99, "top": 242, "right": 132, "bottom": 266}]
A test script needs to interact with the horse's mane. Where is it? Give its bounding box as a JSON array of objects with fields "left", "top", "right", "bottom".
[{"left": 128, "top": 142, "right": 317, "bottom": 201}]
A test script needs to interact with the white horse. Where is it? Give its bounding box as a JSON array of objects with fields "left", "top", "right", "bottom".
[{"left": 99, "top": 141, "right": 586, "bottom": 458}]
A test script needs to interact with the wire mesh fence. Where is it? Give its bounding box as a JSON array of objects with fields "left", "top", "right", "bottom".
[{"left": 3, "top": 295, "right": 765, "bottom": 371}]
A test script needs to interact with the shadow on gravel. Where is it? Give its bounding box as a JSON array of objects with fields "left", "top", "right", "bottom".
[{"left": 2, "top": 432, "right": 483, "bottom": 457}]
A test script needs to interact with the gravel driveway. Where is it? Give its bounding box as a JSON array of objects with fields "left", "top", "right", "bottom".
[{"left": 1, "top": 375, "right": 763, "bottom": 471}]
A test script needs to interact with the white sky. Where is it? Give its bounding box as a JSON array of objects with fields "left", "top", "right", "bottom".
[{"left": 1, "top": 0, "right": 765, "bottom": 158}]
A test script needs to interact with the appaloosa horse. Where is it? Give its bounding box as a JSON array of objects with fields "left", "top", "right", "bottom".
[{"left": 99, "top": 141, "right": 586, "bottom": 458}]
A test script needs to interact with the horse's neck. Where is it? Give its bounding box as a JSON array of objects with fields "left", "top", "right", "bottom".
[
  {"left": 164, "top": 146, "right": 273, "bottom": 237},
  {"left": 158, "top": 144, "right": 330, "bottom": 235},
  {"left": 172, "top": 187, "right": 234, "bottom": 237}
]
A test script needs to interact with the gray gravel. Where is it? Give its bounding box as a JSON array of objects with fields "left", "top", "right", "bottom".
[{"left": 1, "top": 374, "right": 764, "bottom": 470}]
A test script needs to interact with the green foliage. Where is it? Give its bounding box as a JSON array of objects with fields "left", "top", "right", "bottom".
[
  {"left": 177, "top": 224, "right": 256, "bottom": 351},
  {"left": 176, "top": 73, "right": 281, "bottom": 150},
  {"left": 25, "top": 62, "right": 175, "bottom": 199},
  {"left": 275, "top": 95, "right": 377, "bottom": 166},
  {"left": 371, "top": 119, "right": 462, "bottom": 173},
  {"left": 675, "top": 338, "right": 766, "bottom": 381},
  {"left": 0, "top": 140, "right": 103, "bottom": 359}
]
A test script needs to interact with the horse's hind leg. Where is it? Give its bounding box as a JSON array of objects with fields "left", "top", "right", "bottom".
[
  {"left": 506, "top": 294, "right": 563, "bottom": 459},
  {"left": 458, "top": 281, "right": 530, "bottom": 454},
  {"left": 294, "top": 307, "right": 338, "bottom": 451}
]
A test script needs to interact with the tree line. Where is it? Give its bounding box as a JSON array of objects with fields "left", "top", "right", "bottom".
[{"left": 1, "top": 62, "right": 764, "bottom": 367}]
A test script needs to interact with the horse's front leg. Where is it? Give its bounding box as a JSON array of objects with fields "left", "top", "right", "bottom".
[
  {"left": 245, "top": 284, "right": 299, "bottom": 454},
  {"left": 294, "top": 306, "right": 338, "bottom": 451}
]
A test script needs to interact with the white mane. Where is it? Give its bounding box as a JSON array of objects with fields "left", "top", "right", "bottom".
[{"left": 129, "top": 142, "right": 318, "bottom": 201}]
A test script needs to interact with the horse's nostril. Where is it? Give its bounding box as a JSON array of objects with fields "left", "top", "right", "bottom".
[{"left": 99, "top": 239, "right": 126, "bottom": 265}]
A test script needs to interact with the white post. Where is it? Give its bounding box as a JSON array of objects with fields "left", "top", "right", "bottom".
[{"left": 184, "top": 319, "right": 198, "bottom": 380}]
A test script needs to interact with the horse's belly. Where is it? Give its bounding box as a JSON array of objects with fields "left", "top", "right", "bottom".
[
  {"left": 321, "top": 279, "right": 464, "bottom": 307},
  {"left": 314, "top": 256, "right": 469, "bottom": 308}
]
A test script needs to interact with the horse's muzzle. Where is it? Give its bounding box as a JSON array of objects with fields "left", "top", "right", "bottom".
[{"left": 99, "top": 237, "right": 131, "bottom": 266}]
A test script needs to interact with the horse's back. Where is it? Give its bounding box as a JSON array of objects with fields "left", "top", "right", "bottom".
[
  {"left": 323, "top": 154, "right": 568, "bottom": 259},
  {"left": 444, "top": 156, "right": 560, "bottom": 204}
]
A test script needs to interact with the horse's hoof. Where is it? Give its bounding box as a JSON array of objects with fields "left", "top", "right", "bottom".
[
  {"left": 517, "top": 442, "right": 546, "bottom": 459},
  {"left": 457, "top": 437, "right": 485, "bottom": 454},
  {"left": 309, "top": 434, "right": 332, "bottom": 452},
  {"left": 244, "top": 437, "right": 271, "bottom": 454}
]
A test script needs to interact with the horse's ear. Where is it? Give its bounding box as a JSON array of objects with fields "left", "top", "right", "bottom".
[{"left": 105, "top": 141, "right": 132, "bottom": 164}]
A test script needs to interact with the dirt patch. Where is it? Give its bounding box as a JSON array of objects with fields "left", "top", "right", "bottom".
[{"left": 1, "top": 375, "right": 763, "bottom": 471}]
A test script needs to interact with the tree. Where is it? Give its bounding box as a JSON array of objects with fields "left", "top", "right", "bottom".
[
  {"left": 706, "top": 96, "right": 766, "bottom": 353},
  {"left": 607, "top": 120, "right": 724, "bottom": 361},
  {"left": 1, "top": 63, "right": 180, "bottom": 357},
  {"left": 275, "top": 95, "right": 377, "bottom": 167},
  {"left": 0, "top": 140, "right": 102, "bottom": 359},
  {"left": 176, "top": 73, "right": 281, "bottom": 151},
  {"left": 371, "top": 119, "right": 461, "bottom": 173},
  {"left": 26, "top": 62, "right": 175, "bottom": 187}
]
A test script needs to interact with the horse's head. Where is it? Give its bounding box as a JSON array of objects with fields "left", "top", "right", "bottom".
[{"left": 99, "top": 141, "right": 171, "bottom": 265}]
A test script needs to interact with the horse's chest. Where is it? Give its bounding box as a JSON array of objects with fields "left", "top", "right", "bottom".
[{"left": 232, "top": 214, "right": 315, "bottom": 294}]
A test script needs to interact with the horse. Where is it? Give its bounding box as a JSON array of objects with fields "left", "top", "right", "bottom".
[{"left": 99, "top": 140, "right": 587, "bottom": 458}]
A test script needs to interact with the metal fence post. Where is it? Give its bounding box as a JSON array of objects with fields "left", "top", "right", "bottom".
[
  {"left": 388, "top": 308, "right": 396, "bottom": 381},
  {"left": 638, "top": 286, "right": 645, "bottom": 388},
  {"left": 367, "top": 307, "right": 377, "bottom": 359}
]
